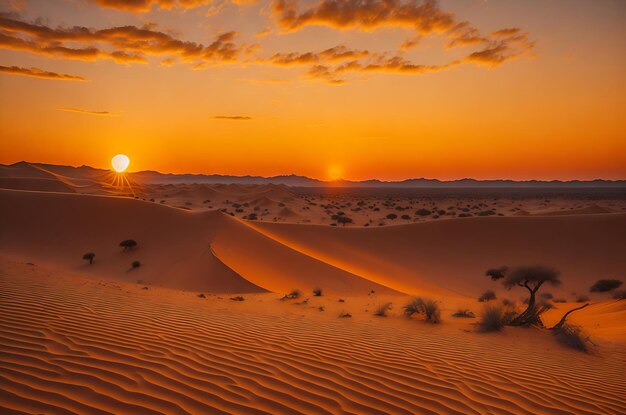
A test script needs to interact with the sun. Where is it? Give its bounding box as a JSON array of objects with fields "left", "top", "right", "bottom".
[
  {"left": 111, "top": 154, "right": 130, "bottom": 173},
  {"left": 327, "top": 165, "right": 343, "bottom": 181}
]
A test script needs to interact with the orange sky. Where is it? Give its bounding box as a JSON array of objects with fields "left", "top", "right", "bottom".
[{"left": 0, "top": 0, "right": 625, "bottom": 181}]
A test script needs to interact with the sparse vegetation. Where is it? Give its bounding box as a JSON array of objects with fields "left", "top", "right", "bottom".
[
  {"left": 386, "top": 213, "right": 397, "bottom": 220},
  {"left": 230, "top": 296, "right": 245, "bottom": 301},
  {"left": 312, "top": 288, "right": 323, "bottom": 296},
  {"left": 477, "top": 303, "right": 513, "bottom": 332},
  {"left": 374, "top": 302, "right": 392, "bottom": 317},
  {"left": 552, "top": 323, "right": 591, "bottom": 352},
  {"left": 452, "top": 309, "right": 475, "bottom": 318},
  {"left": 281, "top": 289, "right": 301, "bottom": 300},
  {"left": 338, "top": 312, "right": 352, "bottom": 318},
  {"left": 415, "top": 208, "right": 431, "bottom": 216},
  {"left": 589, "top": 279, "right": 622, "bottom": 293},
  {"left": 198, "top": 293, "right": 206, "bottom": 298},
  {"left": 478, "top": 290, "right": 497, "bottom": 302},
  {"left": 82, "top": 252, "right": 95, "bottom": 264},
  {"left": 120, "top": 239, "right": 137, "bottom": 251},
  {"left": 403, "top": 297, "right": 441, "bottom": 323},
  {"left": 485, "top": 266, "right": 507, "bottom": 281},
  {"left": 486, "top": 265, "right": 561, "bottom": 327},
  {"left": 131, "top": 260, "right": 141, "bottom": 269}
]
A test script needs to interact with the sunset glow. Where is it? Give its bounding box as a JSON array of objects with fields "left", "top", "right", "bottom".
[{"left": 0, "top": 1, "right": 625, "bottom": 180}]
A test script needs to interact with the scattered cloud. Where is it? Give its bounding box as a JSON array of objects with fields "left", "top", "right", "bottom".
[
  {"left": 213, "top": 115, "right": 252, "bottom": 120},
  {"left": 0, "top": 65, "right": 88, "bottom": 81},
  {"left": 58, "top": 108, "right": 119, "bottom": 116},
  {"left": 263, "top": 0, "right": 534, "bottom": 83},
  {"left": 270, "top": 0, "right": 455, "bottom": 33},
  {"left": 0, "top": 15, "right": 249, "bottom": 65},
  {"left": 94, "top": 0, "right": 214, "bottom": 13},
  {"left": 0, "top": 0, "right": 535, "bottom": 84}
]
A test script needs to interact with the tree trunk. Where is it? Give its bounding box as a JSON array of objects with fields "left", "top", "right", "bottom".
[
  {"left": 551, "top": 303, "right": 589, "bottom": 330},
  {"left": 509, "top": 288, "right": 537, "bottom": 326}
]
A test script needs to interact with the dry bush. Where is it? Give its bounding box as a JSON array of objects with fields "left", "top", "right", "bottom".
[
  {"left": 589, "top": 279, "right": 622, "bottom": 293},
  {"left": 374, "top": 302, "right": 392, "bottom": 317},
  {"left": 338, "top": 312, "right": 352, "bottom": 318},
  {"left": 553, "top": 323, "right": 591, "bottom": 352},
  {"left": 478, "top": 290, "right": 497, "bottom": 302},
  {"left": 403, "top": 297, "right": 441, "bottom": 324},
  {"left": 452, "top": 309, "right": 475, "bottom": 318},
  {"left": 281, "top": 289, "right": 301, "bottom": 300},
  {"left": 230, "top": 296, "right": 245, "bottom": 301},
  {"left": 312, "top": 288, "right": 323, "bottom": 297},
  {"left": 477, "top": 303, "right": 516, "bottom": 332}
]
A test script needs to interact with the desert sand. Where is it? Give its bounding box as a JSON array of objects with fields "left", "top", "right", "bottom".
[{"left": 1, "top": 162, "right": 625, "bottom": 414}]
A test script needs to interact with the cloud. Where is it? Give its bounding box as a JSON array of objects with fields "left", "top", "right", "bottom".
[
  {"left": 270, "top": 0, "right": 455, "bottom": 33},
  {"left": 58, "top": 108, "right": 119, "bottom": 116},
  {"left": 265, "top": 45, "right": 368, "bottom": 66},
  {"left": 0, "top": 15, "right": 248, "bottom": 65},
  {"left": 94, "top": 0, "right": 214, "bottom": 13},
  {"left": 213, "top": 115, "right": 252, "bottom": 120},
  {"left": 262, "top": 0, "right": 534, "bottom": 84},
  {"left": 0, "top": 65, "right": 88, "bottom": 81}
]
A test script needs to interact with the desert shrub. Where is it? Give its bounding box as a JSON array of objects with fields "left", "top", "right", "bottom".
[
  {"left": 312, "top": 288, "right": 323, "bottom": 296},
  {"left": 485, "top": 266, "right": 508, "bottom": 281},
  {"left": 386, "top": 213, "right": 397, "bottom": 220},
  {"left": 82, "top": 252, "right": 95, "bottom": 264},
  {"left": 478, "top": 290, "right": 497, "bottom": 302},
  {"left": 403, "top": 297, "right": 441, "bottom": 323},
  {"left": 337, "top": 216, "right": 353, "bottom": 226},
  {"left": 120, "top": 239, "right": 137, "bottom": 251},
  {"left": 338, "top": 312, "right": 352, "bottom": 318},
  {"left": 131, "top": 260, "right": 141, "bottom": 269},
  {"left": 401, "top": 214, "right": 411, "bottom": 220},
  {"left": 416, "top": 208, "right": 432, "bottom": 216},
  {"left": 576, "top": 294, "right": 590, "bottom": 303},
  {"left": 589, "top": 279, "right": 622, "bottom": 293},
  {"left": 338, "top": 298, "right": 345, "bottom": 303},
  {"left": 374, "top": 302, "right": 392, "bottom": 317},
  {"left": 452, "top": 309, "right": 475, "bottom": 318},
  {"left": 553, "top": 323, "right": 591, "bottom": 352},
  {"left": 230, "top": 296, "right": 245, "bottom": 301},
  {"left": 553, "top": 298, "right": 567, "bottom": 303},
  {"left": 477, "top": 210, "right": 496, "bottom": 216},
  {"left": 246, "top": 213, "right": 258, "bottom": 220},
  {"left": 477, "top": 303, "right": 512, "bottom": 332},
  {"left": 282, "top": 289, "right": 301, "bottom": 300},
  {"left": 198, "top": 293, "right": 206, "bottom": 298}
]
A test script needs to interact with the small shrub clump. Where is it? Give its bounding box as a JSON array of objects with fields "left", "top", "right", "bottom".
[
  {"left": 312, "top": 288, "right": 323, "bottom": 297},
  {"left": 452, "top": 309, "right": 475, "bottom": 318},
  {"left": 374, "top": 302, "right": 392, "bottom": 317},
  {"left": 403, "top": 297, "right": 441, "bottom": 323},
  {"left": 478, "top": 290, "right": 497, "bottom": 302},
  {"left": 589, "top": 279, "right": 622, "bottom": 293},
  {"left": 553, "top": 323, "right": 591, "bottom": 352},
  {"left": 281, "top": 289, "right": 301, "bottom": 300}
]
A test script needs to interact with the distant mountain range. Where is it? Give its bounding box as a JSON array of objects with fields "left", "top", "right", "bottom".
[{"left": 3, "top": 162, "right": 626, "bottom": 188}]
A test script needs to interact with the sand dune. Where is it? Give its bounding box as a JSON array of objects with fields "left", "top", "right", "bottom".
[
  {"left": 1, "top": 260, "right": 625, "bottom": 415},
  {"left": 0, "top": 189, "right": 392, "bottom": 295},
  {"left": 250, "top": 213, "right": 626, "bottom": 297},
  {"left": 2, "top": 188, "right": 624, "bottom": 298}
]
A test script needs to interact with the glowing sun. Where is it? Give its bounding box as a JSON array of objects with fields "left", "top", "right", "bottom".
[{"left": 111, "top": 154, "right": 130, "bottom": 173}]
